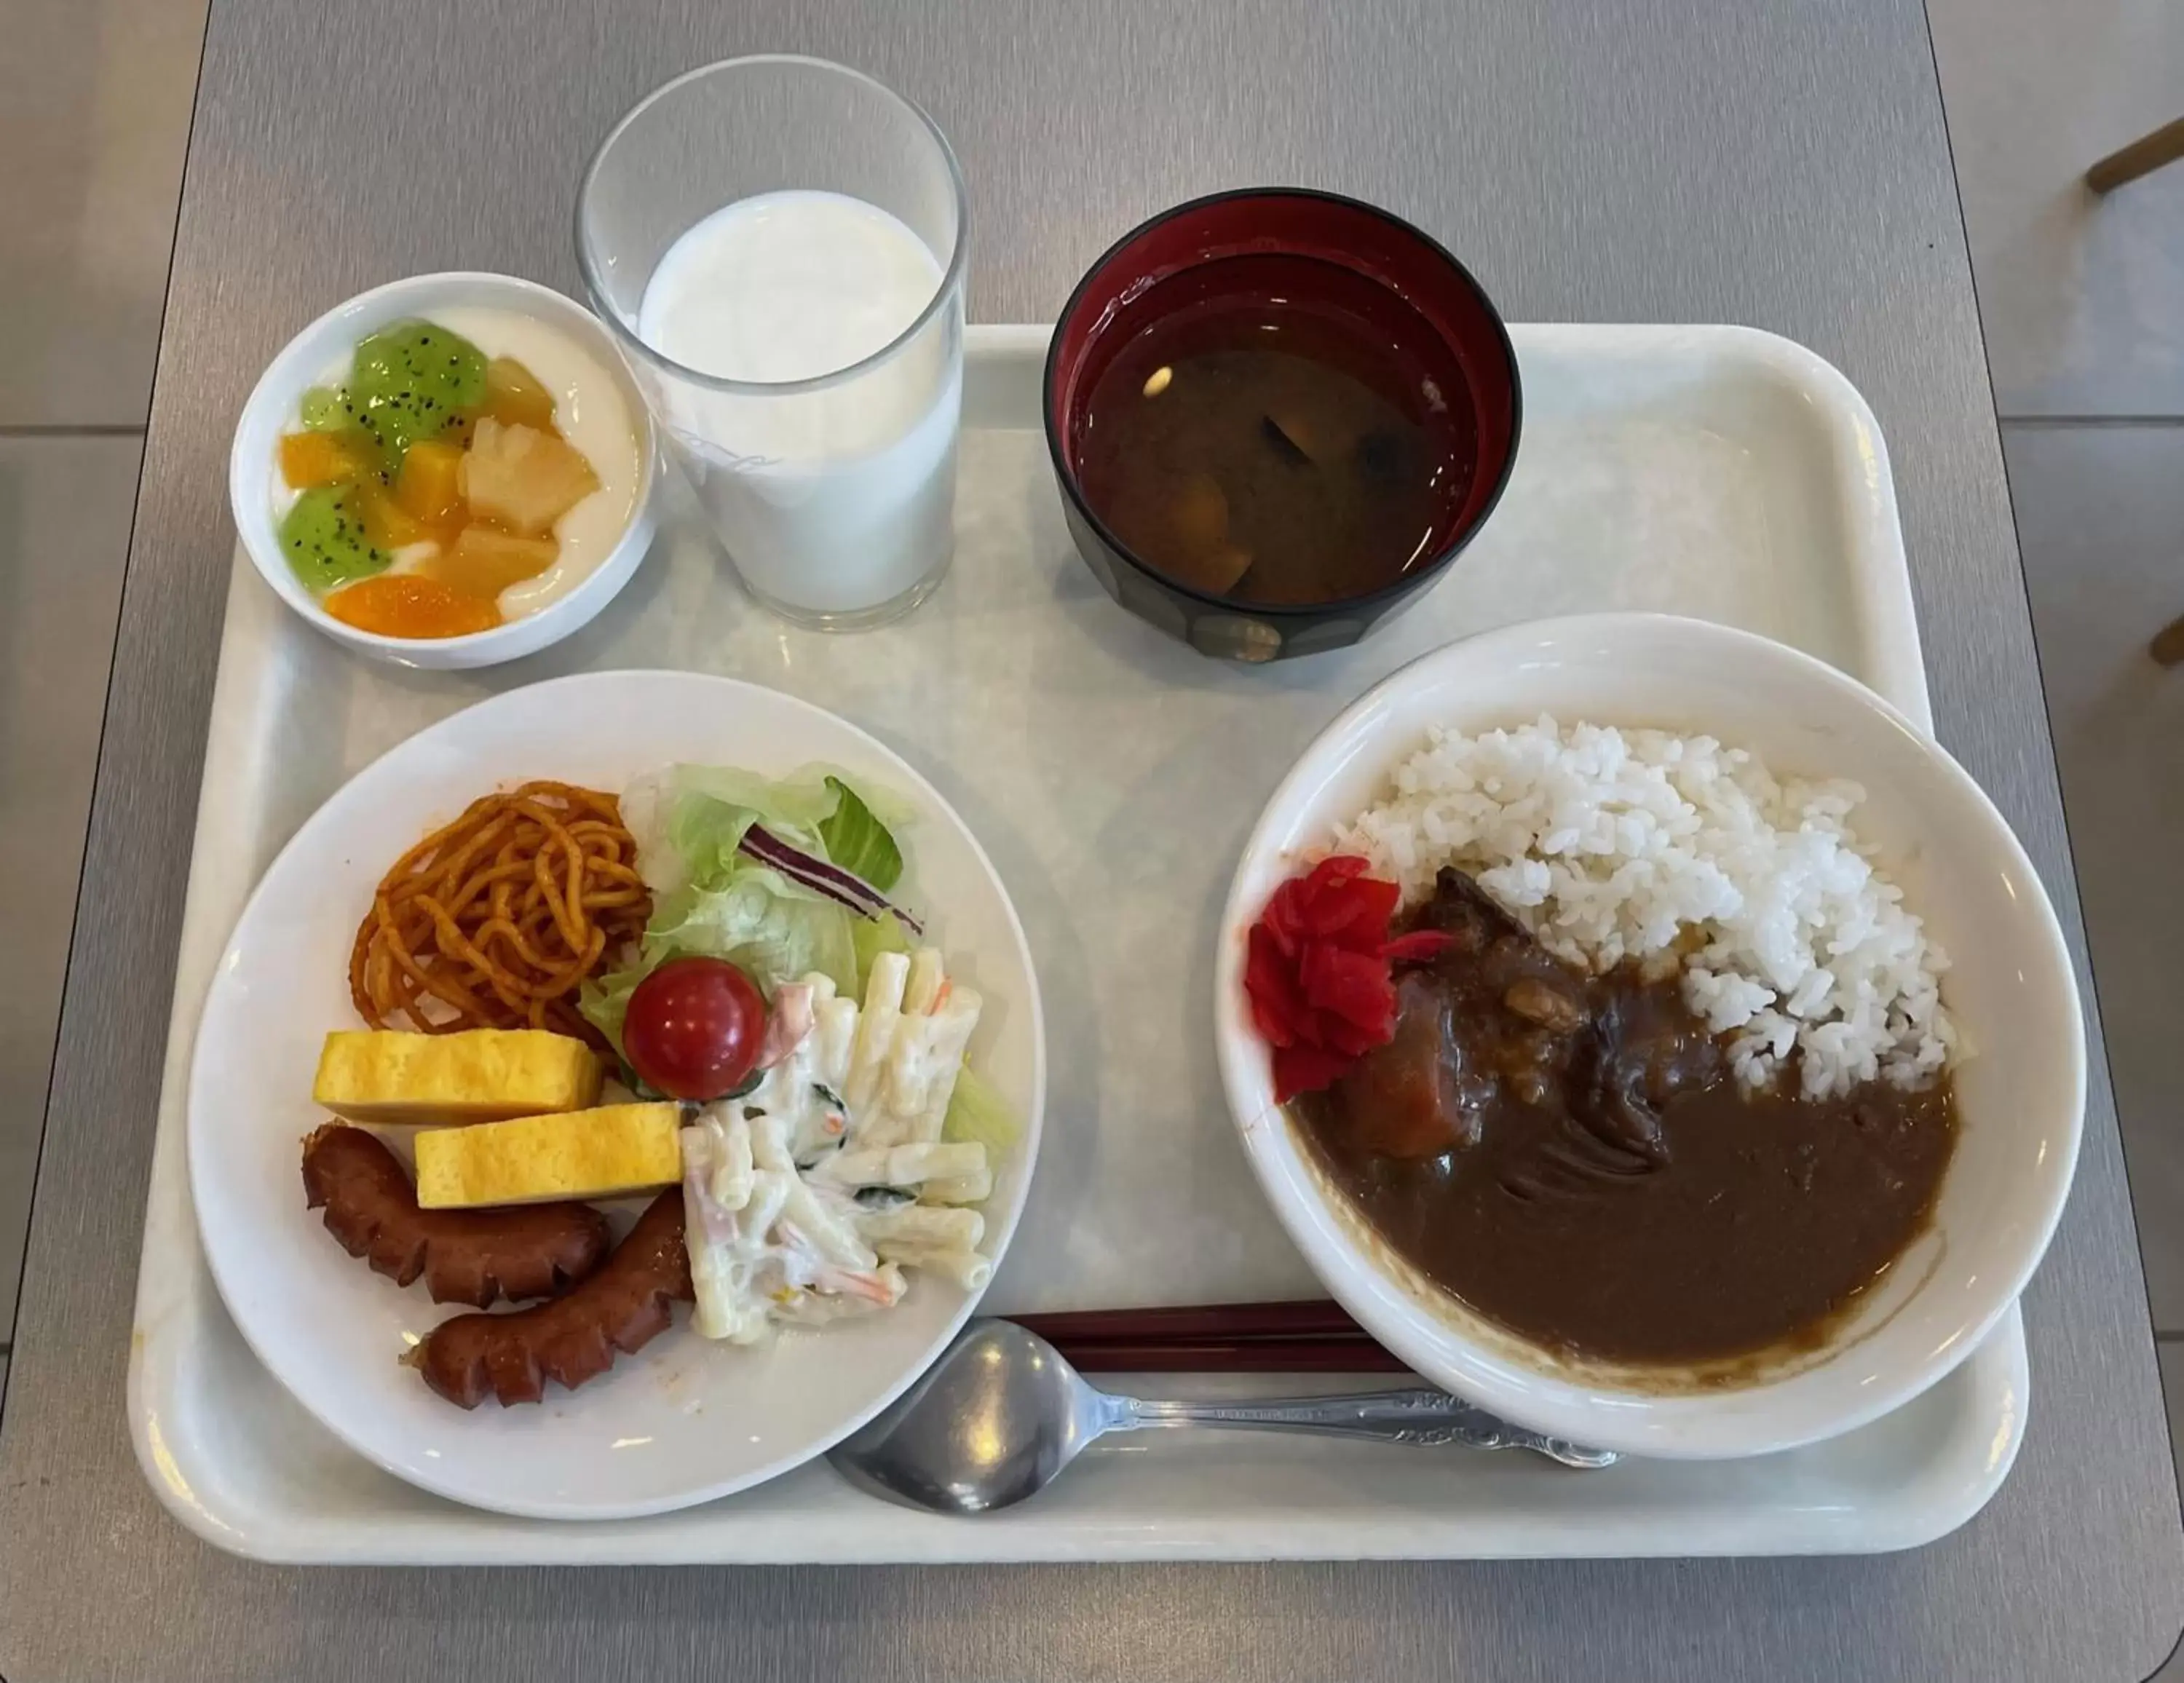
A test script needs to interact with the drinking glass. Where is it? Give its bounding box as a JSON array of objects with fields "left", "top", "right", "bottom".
[{"left": 577, "top": 56, "right": 968, "bottom": 630}]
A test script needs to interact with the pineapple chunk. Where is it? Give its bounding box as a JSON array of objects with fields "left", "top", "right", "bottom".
[
  {"left": 312, "top": 1029, "right": 601, "bottom": 1125},
  {"left": 413, "top": 1102, "right": 684, "bottom": 1208},
  {"left": 459, "top": 419, "right": 600, "bottom": 537},
  {"left": 426, "top": 526, "right": 559, "bottom": 598}
]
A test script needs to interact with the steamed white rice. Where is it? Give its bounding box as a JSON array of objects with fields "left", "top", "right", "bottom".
[{"left": 1330, "top": 717, "right": 1954, "bottom": 1099}]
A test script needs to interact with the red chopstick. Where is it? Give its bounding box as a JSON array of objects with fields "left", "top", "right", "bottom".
[
  {"left": 1005, "top": 1299, "right": 1414, "bottom": 1375},
  {"left": 1047, "top": 1336, "right": 1412, "bottom": 1374},
  {"left": 1008, "top": 1299, "right": 1369, "bottom": 1345}
]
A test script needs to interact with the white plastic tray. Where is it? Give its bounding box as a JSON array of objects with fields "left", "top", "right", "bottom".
[{"left": 127, "top": 323, "right": 2026, "bottom": 1563}]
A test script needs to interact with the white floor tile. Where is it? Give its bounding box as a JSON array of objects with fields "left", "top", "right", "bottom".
[
  {"left": 1929, "top": 0, "right": 2184, "bottom": 417},
  {"left": 0, "top": 0, "right": 207, "bottom": 426},
  {"left": 0, "top": 437, "right": 136, "bottom": 1333},
  {"left": 2007, "top": 422, "right": 2184, "bottom": 1324}
]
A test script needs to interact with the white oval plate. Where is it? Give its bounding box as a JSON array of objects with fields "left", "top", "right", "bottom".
[{"left": 188, "top": 670, "right": 1045, "bottom": 1520}]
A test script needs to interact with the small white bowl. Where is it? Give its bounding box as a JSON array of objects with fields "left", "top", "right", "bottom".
[
  {"left": 1214, "top": 612, "right": 2085, "bottom": 1461},
  {"left": 229, "top": 272, "right": 657, "bottom": 670}
]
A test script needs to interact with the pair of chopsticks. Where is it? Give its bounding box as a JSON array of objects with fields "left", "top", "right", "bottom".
[{"left": 1007, "top": 1299, "right": 1412, "bottom": 1374}]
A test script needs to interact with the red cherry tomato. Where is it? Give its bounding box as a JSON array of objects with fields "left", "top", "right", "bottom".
[{"left": 622, "top": 957, "right": 766, "bottom": 1101}]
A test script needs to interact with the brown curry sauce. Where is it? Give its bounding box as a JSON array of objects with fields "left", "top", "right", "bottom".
[{"left": 1294, "top": 868, "right": 1958, "bottom": 1366}]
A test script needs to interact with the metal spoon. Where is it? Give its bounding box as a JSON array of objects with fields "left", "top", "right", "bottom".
[{"left": 827, "top": 1320, "right": 1617, "bottom": 1513}]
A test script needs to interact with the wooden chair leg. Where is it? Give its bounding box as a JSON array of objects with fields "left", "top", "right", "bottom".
[
  {"left": 2087, "top": 116, "right": 2184, "bottom": 193},
  {"left": 2149, "top": 609, "right": 2184, "bottom": 666}
]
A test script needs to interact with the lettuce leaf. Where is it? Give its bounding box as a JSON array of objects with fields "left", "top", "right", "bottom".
[
  {"left": 623, "top": 764, "right": 906, "bottom": 894},
  {"left": 584, "top": 764, "right": 913, "bottom": 1056},
  {"left": 942, "top": 1064, "right": 1021, "bottom": 1154},
  {"left": 577, "top": 960, "right": 649, "bottom": 1060},
  {"left": 651, "top": 870, "right": 859, "bottom": 989},
  {"left": 578, "top": 876, "right": 859, "bottom": 1057},
  {"left": 818, "top": 776, "right": 903, "bottom": 892},
  {"left": 667, "top": 792, "right": 762, "bottom": 888},
  {"left": 850, "top": 908, "right": 913, "bottom": 995}
]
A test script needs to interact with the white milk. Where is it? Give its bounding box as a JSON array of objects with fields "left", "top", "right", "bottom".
[{"left": 635, "top": 190, "right": 960, "bottom": 619}]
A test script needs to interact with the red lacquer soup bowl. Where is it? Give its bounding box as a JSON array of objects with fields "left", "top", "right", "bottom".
[{"left": 1044, "top": 189, "right": 1522, "bottom": 662}]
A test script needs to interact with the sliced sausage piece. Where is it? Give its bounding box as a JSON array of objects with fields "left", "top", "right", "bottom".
[
  {"left": 301, "top": 1123, "right": 611, "bottom": 1308},
  {"left": 416, "top": 1187, "right": 693, "bottom": 1409}
]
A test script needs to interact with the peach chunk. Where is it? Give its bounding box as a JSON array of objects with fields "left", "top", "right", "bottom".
[
  {"left": 425, "top": 526, "right": 559, "bottom": 599},
  {"left": 482, "top": 357, "right": 561, "bottom": 433},
  {"left": 395, "top": 438, "right": 467, "bottom": 527},
  {"left": 357, "top": 482, "right": 432, "bottom": 552},
  {"left": 280, "top": 431, "right": 368, "bottom": 489}
]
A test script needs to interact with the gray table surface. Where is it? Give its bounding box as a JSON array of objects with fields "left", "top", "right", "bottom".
[{"left": 3, "top": 0, "right": 2180, "bottom": 1678}]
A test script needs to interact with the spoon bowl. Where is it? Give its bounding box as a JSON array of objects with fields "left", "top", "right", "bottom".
[
  {"left": 828, "top": 1320, "right": 1616, "bottom": 1514},
  {"left": 831, "top": 1320, "right": 1105, "bottom": 1513}
]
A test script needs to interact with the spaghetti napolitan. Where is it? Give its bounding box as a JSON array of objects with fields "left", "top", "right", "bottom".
[{"left": 349, "top": 780, "right": 649, "bottom": 1047}]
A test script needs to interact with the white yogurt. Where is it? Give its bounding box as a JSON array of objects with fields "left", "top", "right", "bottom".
[
  {"left": 633, "top": 190, "right": 960, "bottom": 619},
  {"left": 272, "top": 306, "right": 642, "bottom": 619}
]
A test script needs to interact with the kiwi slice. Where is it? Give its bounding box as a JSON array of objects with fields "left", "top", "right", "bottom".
[
  {"left": 298, "top": 386, "right": 349, "bottom": 432},
  {"left": 279, "top": 487, "right": 389, "bottom": 595},
  {"left": 346, "top": 320, "right": 488, "bottom": 472}
]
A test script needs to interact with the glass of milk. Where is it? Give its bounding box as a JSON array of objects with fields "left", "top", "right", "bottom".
[{"left": 577, "top": 56, "right": 966, "bottom": 629}]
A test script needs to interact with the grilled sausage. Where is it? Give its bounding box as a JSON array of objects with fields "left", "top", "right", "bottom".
[
  {"left": 301, "top": 1123, "right": 611, "bottom": 1308},
  {"left": 416, "top": 1187, "right": 692, "bottom": 1408}
]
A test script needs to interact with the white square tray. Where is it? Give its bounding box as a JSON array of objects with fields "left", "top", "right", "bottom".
[{"left": 126, "top": 323, "right": 2025, "bottom": 1564}]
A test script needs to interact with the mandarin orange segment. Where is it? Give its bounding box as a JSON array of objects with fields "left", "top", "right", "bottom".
[
  {"left": 279, "top": 430, "right": 368, "bottom": 489},
  {"left": 324, "top": 574, "right": 501, "bottom": 639}
]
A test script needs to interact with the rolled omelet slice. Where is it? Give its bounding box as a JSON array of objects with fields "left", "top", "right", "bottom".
[
  {"left": 413, "top": 1103, "right": 683, "bottom": 1209},
  {"left": 312, "top": 1029, "right": 601, "bottom": 1126}
]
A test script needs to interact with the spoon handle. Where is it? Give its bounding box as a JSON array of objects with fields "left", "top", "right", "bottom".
[{"left": 1109, "top": 1387, "right": 1617, "bottom": 1468}]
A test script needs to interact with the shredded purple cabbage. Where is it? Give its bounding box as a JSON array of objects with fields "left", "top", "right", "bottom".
[{"left": 739, "top": 825, "right": 925, "bottom": 936}]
